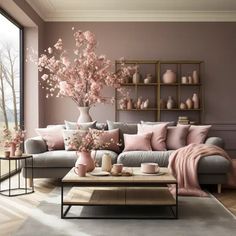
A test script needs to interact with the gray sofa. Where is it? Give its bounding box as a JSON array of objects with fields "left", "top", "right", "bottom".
[{"left": 23, "top": 122, "right": 231, "bottom": 193}]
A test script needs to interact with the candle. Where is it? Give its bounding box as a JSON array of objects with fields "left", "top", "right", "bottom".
[{"left": 101, "top": 153, "right": 112, "bottom": 172}]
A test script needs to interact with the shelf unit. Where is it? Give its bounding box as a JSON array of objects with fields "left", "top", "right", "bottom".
[{"left": 115, "top": 60, "right": 203, "bottom": 123}]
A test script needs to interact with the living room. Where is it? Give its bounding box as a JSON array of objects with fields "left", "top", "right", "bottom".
[{"left": 0, "top": 0, "right": 236, "bottom": 235}]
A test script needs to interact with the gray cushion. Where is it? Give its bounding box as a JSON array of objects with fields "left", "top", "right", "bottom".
[
  {"left": 25, "top": 150, "right": 118, "bottom": 168},
  {"left": 65, "top": 120, "right": 97, "bottom": 130},
  {"left": 141, "top": 121, "right": 176, "bottom": 126},
  {"left": 117, "top": 151, "right": 173, "bottom": 167},
  {"left": 107, "top": 120, "right": 137, "bottom": 148}
]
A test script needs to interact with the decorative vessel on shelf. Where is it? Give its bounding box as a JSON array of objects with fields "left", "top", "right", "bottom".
[
  {"left": 136, "top": 97, "right": 142, "bottom": 109},
  {"left": 143, "top": 99, "right": 149, "bottom": 109},
  {"left": 163, "top": 70, "right": 176, "bottom": 84},
  {"left": 159, "top": 99, "right": 166, "bottom": 109},
  {"left": 180, "top": 102, "right": 187, "bottom": 110},
  {"left": 144, "top": 74, "right": 152, "bottom": 84},
  {"left": 192, "top": 93, "right": 199, "bottom": 109},
  {"left": 186, "top": 98, "right": 193, "bottom": 109},
  {"left": 167, "top": 96, "right": 175, "bottom": 109},
  {"left": 127, "top": 98, "right": 133, "bottom": 109},
  {"left": 188, "top": 76, "right": 193, "bottom": 84},
  {"left": 193, "top": 70, "right": 199, "bottom": 84},
  {"left": 132, "top": 66, "right": 141, "bottom": 84},
  {"left": 181, "top": 76, "right": 188, "bottom": 84}
]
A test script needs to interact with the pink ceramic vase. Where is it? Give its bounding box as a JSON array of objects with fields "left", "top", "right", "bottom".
[
  {"left": 76, "top": 151, "right": 95, "bottom": 172},
  {"left": 163, "top": 70, "right": 176, "bottom": 84},
  {"left": 10, "top": 143, "right": 16, "bottom": 157}
]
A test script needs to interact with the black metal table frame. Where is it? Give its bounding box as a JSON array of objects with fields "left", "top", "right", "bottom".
[
  {"left": 0, "top": 155, "right": 34, "bottom": 197},
  {"left": 61, "top": 182, "right": 178, "bottom": 219}
]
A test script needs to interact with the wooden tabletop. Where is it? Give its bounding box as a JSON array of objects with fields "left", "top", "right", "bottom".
[{"left": 62, "top": 167, "right": 177, "bottom": 184}]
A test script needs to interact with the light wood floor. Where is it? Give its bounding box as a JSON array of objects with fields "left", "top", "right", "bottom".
[{"left": 0, "top": 176, "right": 236, "bottom": 236}]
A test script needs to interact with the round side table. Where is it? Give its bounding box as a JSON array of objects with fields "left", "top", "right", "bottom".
[{"left": 0, "top": 154, "right": 34, "bottom": 197}]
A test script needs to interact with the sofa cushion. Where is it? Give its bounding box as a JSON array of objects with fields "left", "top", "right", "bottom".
[
  {"left": 141, "top": 121, "right": 175, "bottom": 126},
  {"left": 107, "top": 120, "right": 137, "bottom": 148},
  {"left": 35, "top": 126, "right": 65, "bottom": 151},
  {"left": 137, "top": 123, "right": 167, "bottom": 151},
  {"left": 26, "top": 150, "right": 118, "bottom": 168},
  {"left": 166, "top": 125, "right": 190, "bottom": 150},
  {"left": 117, "top": 151, "right": 173, "bottom": 167},
  {"left": 186, "top": 125, "right": 212, "bottom": 144},
  {"left": 65, "top": 120, "right": 97, "bottom": 130},
  {"left": 123, "top": 133, "right": 152, "bottom": 151}
]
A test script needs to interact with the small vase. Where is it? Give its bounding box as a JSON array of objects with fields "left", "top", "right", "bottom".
[
  {"left": 180, "top": 102, "right": 187, "bottom": 109},
  {"left": 144, "top": 74, "right": 152, "bottom": 84},
  {"left": 136, "top": 97, "right": 142, "bottom": 109},
  {"left": 133, "top": 71, "right": 141, "bottom": 84},
  {"left": 10, "top": 143, "right": 16, "bottom": 157},
  {"left": 143, "top": 99, "right": 149, "bottom": 109},
  {"left": 76, "top": 151, "right": 95, "bottom": 172},
  {"left": 127, "top": 99, "right": 133, "bottom": 110},
  {"left": 163, "top": 70, "right": 176, "bottom": 84},
  {"left": 159, "top": 99, "right": 166, "bottom": 109},
  {"left": 101, "top": 153, "right": 112, "bottom": 172},
  {"left": 193, "top": 70, "right": 199, "bottom": 84},
  {"left": 15, "top": 147, "right": 23, "bottom": 157},
  {"left": 186, "top": 98, "right": 193, "bottom": 109},
  {"left": 188, "top": 76, "right": 193, "bottom": 84},
  {"left": 167, "top": 96, "right": 175, "bottom": 109},
  {"left": 192, "top": 93, "right": 199, "bottom": 109},
  {"left": 78, "top": 106, "right": 92, "bottom": 123},
  {"left": 181, "top": 76, "right": 188, "bottom": 84}
]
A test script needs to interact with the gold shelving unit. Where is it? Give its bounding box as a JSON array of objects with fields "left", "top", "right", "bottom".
[{"left": 115, "top": 60, "right": 203, "bottom": 123}]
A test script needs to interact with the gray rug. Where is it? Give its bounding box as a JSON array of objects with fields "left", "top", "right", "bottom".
[{"left": 15, "top": 188, "right": 236, "bottom": 236}]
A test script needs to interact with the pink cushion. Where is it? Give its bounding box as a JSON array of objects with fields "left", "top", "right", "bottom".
[
  {"left": 35, "top": 126, "right": 65, "bottom": 151},
  {"left": 186, "top": 125, "right": 212, "bottom": 144},
  {"left": 166, "top": 125, "right": 190, "bottom": 150},
  {"left": 137, "top": 123, "right": 167, "bottom": 151},
  {"left": 123, "top": 133, "right": 152, "bottom": 151},
  {"left": 94, "top": 129, "right": 120, "bottom": 152}
]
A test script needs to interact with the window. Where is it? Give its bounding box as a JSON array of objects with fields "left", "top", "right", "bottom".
[{"left": 0, "top": 9, "right": 24, "bottom": 178}]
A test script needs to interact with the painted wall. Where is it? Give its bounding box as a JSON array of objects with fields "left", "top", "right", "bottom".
[{"left": 43, "top": 22, "right": 236, "bottom": 155}]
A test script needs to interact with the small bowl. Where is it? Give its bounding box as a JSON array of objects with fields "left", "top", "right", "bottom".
[{"left": 141, "top": 163, "right": 160, "bottom": 174}]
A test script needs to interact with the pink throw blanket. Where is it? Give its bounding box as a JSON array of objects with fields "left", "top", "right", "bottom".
[{"left": 168, "top": 143, "right": 231, "bottom": 197}]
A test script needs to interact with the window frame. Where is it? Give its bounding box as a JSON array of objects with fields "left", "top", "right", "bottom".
[{"left": 0, "top": 8, "right": 24, "bottom": 180}]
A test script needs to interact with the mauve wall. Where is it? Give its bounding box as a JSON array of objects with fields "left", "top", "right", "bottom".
[{"left": 44, "top": 22, "right": 236, "bottom": 156}]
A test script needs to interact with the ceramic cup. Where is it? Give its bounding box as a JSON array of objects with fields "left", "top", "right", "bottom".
[
  {"left": 4, "top": 151, "right": 10, "bottom": 158},
  {"left": 74, "top": 164, "right": 87, "bottom": 177},
  {"left": 112, "top": 164, "right": 123, "bottom": 173},
  {"left": 141, "top": 163, "right": 160, "bottom": 174}
]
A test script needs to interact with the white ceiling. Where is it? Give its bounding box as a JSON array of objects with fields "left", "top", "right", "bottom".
[{"left": 26, "top": 0, "right": 236, "bottom": 22}]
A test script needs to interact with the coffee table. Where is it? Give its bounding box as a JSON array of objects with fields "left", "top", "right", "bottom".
[{"left": 61, "top": 167, "right": 178, "bottom": 219}]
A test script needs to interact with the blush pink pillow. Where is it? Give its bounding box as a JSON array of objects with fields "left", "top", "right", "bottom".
[
  {"left": 123, "top": 133, "right": 152, "bottom": 151},
  {"left": 186, "top": 125, "right": 212, "bottom": 144},
  {"left": 137, "top": 123, "right": 167, "bottom": 151},
  {"left": 166, "top": 125, "right": 190, "bottom": 150},
  {"left": 94, "top": 129, "right": 120, "bottom": 153},
  {"left": 36, "top": 126, "right": 65, "bottom": 151}
]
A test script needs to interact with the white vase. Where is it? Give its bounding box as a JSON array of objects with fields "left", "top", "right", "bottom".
[{"left": 77, "top": 107, "right": 92, "bottom": 123}]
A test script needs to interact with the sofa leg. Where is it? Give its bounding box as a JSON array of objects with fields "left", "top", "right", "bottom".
[
  {"left": 217, "top": 184, "right": 222, "bottom": 194},
  {"left": 28, "top": 178, "right": 33, "bottom": 188}
]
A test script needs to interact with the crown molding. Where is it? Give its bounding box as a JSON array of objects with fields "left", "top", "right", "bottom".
[{"left": 41, "top": 10, "right": 236, "bottom": 22}]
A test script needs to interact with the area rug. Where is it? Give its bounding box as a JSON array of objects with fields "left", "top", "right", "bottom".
[{"left": 14, "top": 188, "right": 236, "bottom": 236}]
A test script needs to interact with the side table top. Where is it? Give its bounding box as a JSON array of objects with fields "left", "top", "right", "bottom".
[{"left": 0, "top": 154, "right": 33, "bottom": 160}]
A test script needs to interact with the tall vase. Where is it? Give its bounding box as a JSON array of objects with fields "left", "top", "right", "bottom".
[
  {"left": 76, "top": 151, "right": 95, "bottom": 172},
  {"left": 10, "top": 143, "right": 16, "bottom": 157},
  {"left": 77, "top": 106, "right": 92, "bottom": 123}
]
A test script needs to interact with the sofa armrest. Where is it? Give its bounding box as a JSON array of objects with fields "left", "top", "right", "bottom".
[
  {"left": 205, "top": 137, "right": 225, "bottom": 149},
  {"left": 24, "top": 136, "right": 48, "bottom": 154}
]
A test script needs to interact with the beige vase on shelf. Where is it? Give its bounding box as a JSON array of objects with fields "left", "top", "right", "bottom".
[
  {"left": 133, "top": 71, "right": 141, "bottom": 84},
  {"left": 163, "top": 70, "right": 176, "bottom": 84},
  {"left": 181, "top": 76, "right": 188, "bottom": 84},
  {"left": 180, "top": 102, "right": 187, "bottom": 109},
  {"left": 192, "top": 93, "right": 199, "bottom": 109},
  {"left": 136, "top": 97, "right": 142, "bottom": 109},
  {"left": 144, "top": 74, "right": 152, "bottom": 84},
  {"left": 193, "top": 70, "right": 199, "bottom": 84},
  {"left": 186, "top": 98, "right": 193, "bottom": 109},
  {"left": 167, "top": 96, "right": 175, "bottom": 109},
  {"left": 127, "top": 99, "right": 133, "bottom": 109},
  {"left": 143, "top": 99, "right": 149, "bottom": 109}
]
